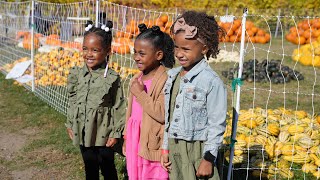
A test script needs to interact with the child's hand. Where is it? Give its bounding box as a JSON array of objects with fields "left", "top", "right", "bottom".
[
  {"left": 122, "top": 140, "right": 126, "bottom": 156},
  {"left": 196, "top": 159, "right": 213, "bottom": 178},
  {"left": 160, "top": 153, "right": 171, "bottom": 172},
  {"left": 106, "top": 138, "right": 118, "bottom": 147},
  {"left": 130, "top": 78, "right": 144, "bottom": 96},
  {"left": 67, "top": 128, "right": 73, "bottom": 140}
]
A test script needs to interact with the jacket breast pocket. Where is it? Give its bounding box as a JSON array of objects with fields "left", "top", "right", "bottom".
[
  {"left": 91, "top": 82, "right": 112, "bottom": 106},
  {"left": 183, "top": 87, "right": 207, "bottom": 131}
]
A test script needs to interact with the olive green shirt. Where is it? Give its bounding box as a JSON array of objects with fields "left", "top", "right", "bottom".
[
  {"left": 169, "top": 76, "right": 180, "bottom": 122},
  {"left": 66, "top": 64, "right": 125, "bottom": 147}
]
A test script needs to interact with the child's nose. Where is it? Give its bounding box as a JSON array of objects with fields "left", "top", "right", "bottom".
[{"left": 175, "top": 49, "right": 183, "bottom": 58}]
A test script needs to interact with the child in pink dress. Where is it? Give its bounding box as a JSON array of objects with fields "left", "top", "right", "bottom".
[{"left": 123, "top": 24, "right": 175, "bottom": 180}]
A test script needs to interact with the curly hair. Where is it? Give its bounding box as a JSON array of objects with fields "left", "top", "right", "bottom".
[
  {"left": 171, "top": 11, "right": 224, "bottom": 59},
  {"left": 136, "top": 24, "right": 175, "bottom": 68}
]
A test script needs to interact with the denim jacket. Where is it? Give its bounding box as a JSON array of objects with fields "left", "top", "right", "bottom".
[{"left": 162, "top": 59, "right": 227, "bottom": 158}]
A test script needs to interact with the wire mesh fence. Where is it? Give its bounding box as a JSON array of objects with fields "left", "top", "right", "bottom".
[{"left": 1, "top": 0, "right": 320, "bottom": 179}]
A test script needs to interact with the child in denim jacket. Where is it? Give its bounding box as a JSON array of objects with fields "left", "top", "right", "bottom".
[{"left": 160, "top": 11, "right": 227, "bottom": 180}]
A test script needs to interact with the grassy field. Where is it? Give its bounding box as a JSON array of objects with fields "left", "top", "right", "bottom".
[{"left": 0, "top": 73, "right": 126, "bottom": 180}]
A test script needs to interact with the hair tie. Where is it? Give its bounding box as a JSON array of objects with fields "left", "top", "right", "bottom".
[
  {"left": 151, "top": 25, "right": 161, "bottom": 32},
  {"left": 101, "top": 24, "right": 110, "bottom": 32},
  {"left": 85, "top": 24, "right": 93, "bottom": 31}
]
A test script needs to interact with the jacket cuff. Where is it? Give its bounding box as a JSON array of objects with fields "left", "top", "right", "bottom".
[
  {"left": 203, "top": 145, "right": 219, "bottom": 158},
  {"left": 135, "top": 90, "right": 148, "bottom": 104},
  {"left": 162, "top": 132, "right": 169, "bottom": 150},
  {"left": 109, "top": 131, "right": 122, "bottom": 139},
  {"left": 65, "top": 123, "right": 72, "bottom": 129}
]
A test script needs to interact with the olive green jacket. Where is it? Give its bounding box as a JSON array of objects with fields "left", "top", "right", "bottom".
[{"left": 66, "top": 64, "right": 125, "bottom": 147}]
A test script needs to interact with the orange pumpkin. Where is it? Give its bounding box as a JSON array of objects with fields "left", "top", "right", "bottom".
[
  {"left": 46, "top": 37, "right": 61, "bottom": 46},
  {"left": 114, "top": 37, "right": 131, "bottom": 44},
  {"left": 256, "top": 29, "right": 265, "bottom": 36},
  {"left": 165, "top": 21, "right": 173, "bottom": 30},
  {"left": 23, "top": 36, "right": 40, "bottom": 50},
  {"left": 160, "top": 15, "right": 169, "bottom": 24},
  {"left": 116, "top": 31, "right": 125, "bottom": 38},
  {"left": 112, "top": 44, "right": 130, "bottom": 54}
]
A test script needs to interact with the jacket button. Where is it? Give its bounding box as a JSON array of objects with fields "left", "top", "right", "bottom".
[
  {"left": 174, "top": 119, "right": 178, "bottom": 122},
  {"left": 173, "top": 133, "right": 177, "bottom": 137},
  {"left": 102, "top": 136, "right": 104, "bottom": 138},
  {"left": 193, "top": 94, "right": 197, "bottom": 99},
  {"left": 92, "top": 80, "right": 94, "bottom": 83},
  {"left": 86, "top": 120, "right": 89, "bottom": 122},
  {"left": 176, "top": 104, "right": 179, "bottom": 108},
  {"left": 184, "top": 79, "right": 188, "bottom": 83},
  {"left": 74, "top": 133, "right": 77, "bottom": 136}
]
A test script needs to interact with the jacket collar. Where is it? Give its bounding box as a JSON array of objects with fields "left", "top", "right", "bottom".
[
  {"left": 82, "top": 62, "right": 108, "bottom": 80},
  {"left": 168, "top": 58, "right": 207, "bottom": 82}
]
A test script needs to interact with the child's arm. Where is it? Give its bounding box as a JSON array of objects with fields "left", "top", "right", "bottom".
[
  {"left": 130, "top": 77, "right": 166, "bottom": 123},
  {"left": 109, "top": 77, "right": 126, "bottom": 139},
  {"left": 203, "top": 78, "right": 227, "bottom": 159},
  {"left": 65, "top": 67, "right": 79, "bottom": 129}
]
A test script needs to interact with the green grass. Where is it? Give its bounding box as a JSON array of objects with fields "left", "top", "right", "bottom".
[
  {"left": 0, "top": 73, "right": 127, "bottom": 179},
  {"left": 210, "top": 38, "right": 320, "bottom": 114}
]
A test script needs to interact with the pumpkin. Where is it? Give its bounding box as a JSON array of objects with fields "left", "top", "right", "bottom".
[
  {"left": 160, "top": 15, "right": 168, "bottom": 24},
  {"left": 46, "top": 37, "right": 61, "bottom": 46},
  {"left": 23, "top": 36, "right": 40, "bottom": 50},
  {"left": 112, "top": 44, "right": 130, "bottom": 54},
  {"left": 219, "top": 20, "right": 271, "bottom": 44}
]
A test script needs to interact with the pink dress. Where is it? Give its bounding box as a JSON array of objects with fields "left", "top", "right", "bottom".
[{"left": 126, "top": 78, "right": 169, "bottom": 180}]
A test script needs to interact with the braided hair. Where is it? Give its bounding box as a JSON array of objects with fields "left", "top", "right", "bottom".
[
  {"left": 136, "top": 24, "right": 175, "bottom": 68},
  {"left": 83, "top": 20, "right": 113, "bottom": 62},
  {"left": 171, "top": 11, "right": 224, "bottom": 58}
]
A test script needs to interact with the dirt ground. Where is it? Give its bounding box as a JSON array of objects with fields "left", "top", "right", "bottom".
[
  {"left": 0, "top": 81, "right": 81, "bottom": 180},
  {"left": 0, "top": 123, "right": 74, "bottom": 180}
]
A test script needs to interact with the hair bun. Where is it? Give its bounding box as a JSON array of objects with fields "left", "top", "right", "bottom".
[
  {"left": 85, "top": 20, "right": 94, "bottom": 28},
  {"left": 106, "top": 20, "right": 113, "bottom": 29},
  {"left": 138, "top": 24, "right": 148, "bottom": 33},
  {"left": 151, "top": 25, "right": 161, "bottom": 32}
]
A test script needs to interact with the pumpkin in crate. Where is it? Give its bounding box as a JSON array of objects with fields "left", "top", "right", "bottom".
[{"left": 23, "top": 36, "right": 40, "bottom": 50}]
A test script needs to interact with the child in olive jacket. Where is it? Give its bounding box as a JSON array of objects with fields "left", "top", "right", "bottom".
[{"left": 66, "top": 20, "right": 125, "bottom": 180}]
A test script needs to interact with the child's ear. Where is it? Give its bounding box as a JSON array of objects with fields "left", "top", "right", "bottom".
[
  {"left": 156, "top": 50, "right": 164, "bottom": 61},
  {"left": 201, "top": 45, "right": 209, "bottom": 55}
]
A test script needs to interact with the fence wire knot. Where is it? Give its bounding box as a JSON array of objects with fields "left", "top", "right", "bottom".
[{"left": 231, "top": 78, "right": 243, "bottom": 92}]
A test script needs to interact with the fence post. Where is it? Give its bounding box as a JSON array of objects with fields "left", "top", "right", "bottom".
[
  {"left": 31, "top": 0, "right": 35, "bottom": 92},
  {"left": 95, "top": 0, "right": 99, "bottom": 27},
  {"left": 227, "top": 8, "right": 248, "bottom": 180},
  {"left": 274, "top": 9, "right": 281, "bottom": 38}
]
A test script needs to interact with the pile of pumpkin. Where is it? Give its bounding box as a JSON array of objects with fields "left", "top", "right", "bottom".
[
  {"left": 292, "top": 36, "right": 320, "bottom": 67},
  {"left": 2, "top": 49, "right": 140, "bottom": 86},
  {"left": 286, "top": 19, "right": 320, "bottom": 45},
  {"left": 218, "top": 20, "right": 271, "bottom": 44},
  {"left": 113, "top": 14, "right": 172, "bottom": 55},
  {"left": 17, "top": 31, "right": 82, "bottom": 51},
  {"left": 223, "top": 108, "right": 320, "bottom": 179}
]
